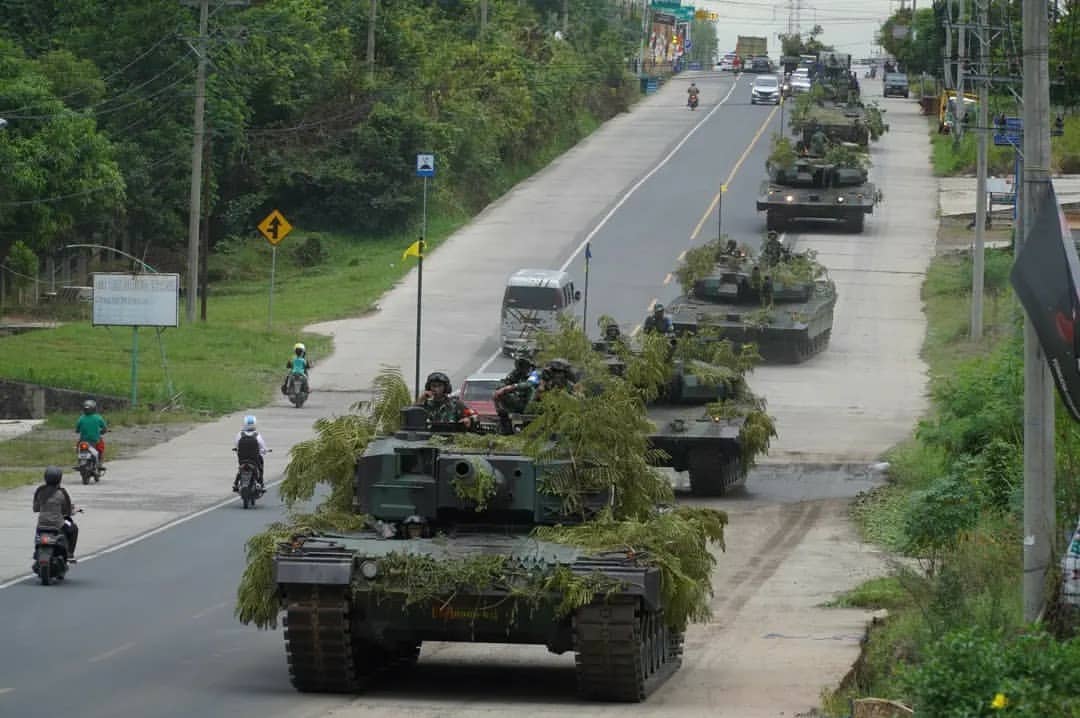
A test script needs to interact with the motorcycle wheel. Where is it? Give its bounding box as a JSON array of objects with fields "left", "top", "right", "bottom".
[
  {"left": 81, "top": 470, "right": 90, "bottom": 485},
  {"left": 39, "top": 563, "right": 51, "bottom": 586}
]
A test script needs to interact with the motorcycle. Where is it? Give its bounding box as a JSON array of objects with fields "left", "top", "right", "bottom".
[
  {"left": 233, "top": 447, "right": 270, "bottom": 509},
  {"left": 284, "top": 372, "right": 309, "bottom": 408},
  {"left": 687, "top": 93, "right": 699, "bottom": 110},
  {"left": 33, "top": 510, "right": 81, "bottom": 585},
  {"left": 74, "top": 439, "right": 104, "bottom": 484}
]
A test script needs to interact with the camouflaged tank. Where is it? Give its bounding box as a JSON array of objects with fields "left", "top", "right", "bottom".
[
  {"left": 757, "top": 156, "right": 878, "bottom": 232},
  {"left": 588, "top": 336, "right": 750, "bottom": 497},
  {"left": 272, "top": 406, "right": 684, "bottom": 702},
  {"left": 667, "top": 237, "right": 837, "bottom": 363}
]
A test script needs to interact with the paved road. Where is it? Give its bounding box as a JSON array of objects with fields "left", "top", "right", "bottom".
[{"left": 0, "top": 76, "right": 934, "bottom": 717}]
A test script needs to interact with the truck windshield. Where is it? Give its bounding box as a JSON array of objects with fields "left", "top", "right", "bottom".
[{"left": 503, "top": 286, "right": 564, "bottom": 310}]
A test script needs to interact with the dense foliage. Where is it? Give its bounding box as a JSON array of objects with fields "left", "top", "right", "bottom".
[{"left": 0, "top": 0, "right": 642, "bottom": 269}]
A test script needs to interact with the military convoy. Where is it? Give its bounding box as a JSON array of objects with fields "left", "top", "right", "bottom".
[{"left": 271, "top": 407, "right": 686, "bottom": 701}]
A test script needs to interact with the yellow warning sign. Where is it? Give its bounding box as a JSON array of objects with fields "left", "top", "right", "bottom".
[{"left": 257, "top": 209, "right": 293, "bottom": 246}]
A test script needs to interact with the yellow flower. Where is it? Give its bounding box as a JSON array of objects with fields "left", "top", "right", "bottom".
[{"left": 990, "top": 693, "right": 1008, "bottom": 710}]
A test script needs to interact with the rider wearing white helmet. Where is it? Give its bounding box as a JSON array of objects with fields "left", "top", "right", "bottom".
[{"left": 233, "top": 415, "right": 268, "bottom": 491}]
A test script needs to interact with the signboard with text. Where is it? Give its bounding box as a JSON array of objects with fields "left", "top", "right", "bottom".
[{"left": 92, "top": 273, "right": 180, "bottom": 327}]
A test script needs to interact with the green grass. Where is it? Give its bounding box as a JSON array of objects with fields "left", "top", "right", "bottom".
[
  {"left": 829, "top": 576, "right": 911, "bottom": 611},
  {"left": 920, "top": 248, "right": 1016, "bottom": 379},
  {"left": 0, "top": 469, "right": 41, "bottom": 490},
  {"left": 931, "top": 113, "right": 1080, "bottom": 176}
]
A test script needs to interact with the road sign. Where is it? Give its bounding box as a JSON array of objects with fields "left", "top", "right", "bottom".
[
  {"left": 416, "top": 153, "right": 435, "bottom": 178},
  {"left": 257, "top": 209, "right": 293, "bottom": 245},
  {"left": 994, "top": 116, "right": 1023, "bottom": 147}
]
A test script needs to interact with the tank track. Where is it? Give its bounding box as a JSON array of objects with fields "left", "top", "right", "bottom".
[
  {"left": 283, "top": 586, "right": 421, "bottom": 693},
  {"left": 688, "top": 450, "right": 744, "bottom": 497},
  {"left": 769, "top": 328, "right": 831, "bottom": 364},
  {"left": 574, "top": 601, "right": 683, "bottom": 702}
]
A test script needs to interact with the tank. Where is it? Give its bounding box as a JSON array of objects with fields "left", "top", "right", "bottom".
[
  {"left": 588, "top": 339, "right": 752, "bottom": 496},
  {"left": 666, "top": 237, "right": 837, "bottom": 363},
  {"left": 756, "top": 156, "right": 878, "bottom": 232},
  {"left": 271, "top": 406, "right": 683, "bottom": 701}
]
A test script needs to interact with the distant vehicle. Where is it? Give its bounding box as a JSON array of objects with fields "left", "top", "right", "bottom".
[
  {"left": 789, "top": 72, "right": 812, "bottom": 95},
  {"left": 500, "top": 269, "right": 581, "bottom": 356},
  {"left": 746, "top": 56, "right": 772, "bottom": 74},
  {"left": 459, "top": 372, "right": 505, "bottom": 420},
  {"left": 883, "top": 72, "right": 909, "bottom": 98},
  {"left": 750, "top": 75, "right": 781, "bottom": 105},
  {"left": 717, "top": 53, "right": 738, "bottom": 71},
  {"left": 736, "top": 35, "right": 767, "bottom": 60}
]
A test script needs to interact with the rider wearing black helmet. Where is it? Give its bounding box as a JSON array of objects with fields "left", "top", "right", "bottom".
[
  {"left": 33, "top": 466, "right": 78, "bottom": 558},
  {"left": 502, "top": 348, "right": 535, "bottom": 387},
  {"left": 643, "top": 303, "right": 675, "bottom": 336},
  {"left": 416, "top": 372, "right": 477, "bottom": 426}
]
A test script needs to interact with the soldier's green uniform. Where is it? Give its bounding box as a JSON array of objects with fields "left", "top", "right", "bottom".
[
  {"left": 419, "top": 395, "right": 473, "bottom": 423},
  {"left": 809, "top": 128, "right": 828, "bottom": 156}
]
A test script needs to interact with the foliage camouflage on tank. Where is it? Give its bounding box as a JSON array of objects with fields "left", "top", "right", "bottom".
[
  {"left": 665, "top": 233, "right": 837, "bottom": 363},
  {"left": 235, "top": 345, "right": 767, "bottom": 701}
]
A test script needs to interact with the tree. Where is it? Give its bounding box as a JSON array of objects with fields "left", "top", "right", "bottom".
[
  {"left": 879, "top": 7, "right": 944, "bottom": 76},
  {"left": 688, "top": 19, "right": 717, "bottom": 66},
  {"left": 779, "top": 25, "right": 832, "bottom": 57}
]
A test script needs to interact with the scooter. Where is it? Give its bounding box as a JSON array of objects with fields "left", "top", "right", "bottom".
[
  {"left": 74, "top": 439, "right": 104, "bottom": 484},
  {"left": 33, "top": 509, "right": 82, "bottom": 585},
  {"left": 688, "top": 93, "right": 699, "bottom": 111},
  {"left": 233, "top": 448, "right": 270, "bottom": 509},
  {"left": 285, "top": 373, "right": 309, "bottom": 408}
]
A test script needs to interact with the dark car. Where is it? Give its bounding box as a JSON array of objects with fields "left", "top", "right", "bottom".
[
  {"left": 747, "top": 57, "right": 772, "bottom": 74},
  {"left": 883, "top": 72, "right": 909, "bottom": 98}
]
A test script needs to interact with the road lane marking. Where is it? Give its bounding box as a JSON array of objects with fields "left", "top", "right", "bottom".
[
  {"left": 192, "top": 600, "right": 229, "bottom": 620},
  {"left": 0, "top": 476, "right": 288, "bottom": 591},
  {"left": 664, "top": 273, "right": 673, "bottom": 285},
  {"left": 631, "top": 325, "right": 642, "bottom": 337},
  {"left": 0, "top": 688, "right": 13, "bottom": 695},
  {"left": 88, "top": 642, "right": 136, "bottom": 663},
  {"left": 478, "top": 76, "right": 743, "bottom": 374},
  {"left": 677, "top": 250, "right": 687, "bottom": 261},
  {"left": 648, "top": 297, "right": 659, "bottom": 310},
  {"left": 690, "top": 103, "right": 781, "bottom": 241}
]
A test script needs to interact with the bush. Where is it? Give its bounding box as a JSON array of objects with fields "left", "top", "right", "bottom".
[
  {"left": 904, "top": 627, "right": 1080, "bottom": 717},
  {"left": 901, "top": 475, "right": 980, "bottom": 575},
  {"left": 293, "top": 235, "right": 325, "bottom": 268}
]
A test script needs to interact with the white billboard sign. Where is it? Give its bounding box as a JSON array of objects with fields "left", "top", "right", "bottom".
[{"left": 92, "top": 273, "right": 180, "bottom": 327}]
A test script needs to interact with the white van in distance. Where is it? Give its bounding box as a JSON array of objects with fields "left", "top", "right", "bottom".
[{"left": 500, "top": 269, "right": 581, "bottom": 355}]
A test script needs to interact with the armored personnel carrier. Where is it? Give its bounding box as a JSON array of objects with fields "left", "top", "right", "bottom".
[
  {"left": 757, "top": 155, "right": 877, "bottom": 232},
  {"left": 271, "top": 407, "right": 685, "bottom": 701},
  {"left": 666, "top": 236, "right": 837, "bottom": 363}
]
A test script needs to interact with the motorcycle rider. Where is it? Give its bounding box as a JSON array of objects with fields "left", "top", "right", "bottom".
[
  {"left": 76, "top": 399, "right": 107, "bottom": 470},
  {"left": 282, "top": 343, "right": 311, "bottom": 395},
  {"left": 33, "top": 466, "right": 78, "bottom": 560},
  {"left": 687, "top": 82, "right": 700, "bottom": 108},
  {"left": 233, "top": 415, "right": 268, "bottom": 491},
  {"left": 416, "top": 372, "right": 477, "bottom": 427}
]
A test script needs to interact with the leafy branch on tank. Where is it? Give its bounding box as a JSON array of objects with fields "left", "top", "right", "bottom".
[{"left": 451, "top": 456, "right": 499, "bottom": 510}]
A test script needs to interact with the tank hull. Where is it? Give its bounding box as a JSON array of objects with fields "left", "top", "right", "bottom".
[
  {"left": 647, "top": 405, "right": 746, "bottom": 496},
  {"left": 757, "top": 180, "right": 877, "bottom": 232},
  {"left": 667, "top": 282, "right": 837, "bottom": 363},
  {"left": 273, "top": 532, "right": 682, "bottom": 701}
]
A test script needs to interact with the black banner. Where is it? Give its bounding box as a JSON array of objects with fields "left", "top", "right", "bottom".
[
  {"left": 1010, "top": 183, "right": 1080, "bottom": 421},
  {"left": 653, "top": 12, "right": 675, "bottom": 24}
]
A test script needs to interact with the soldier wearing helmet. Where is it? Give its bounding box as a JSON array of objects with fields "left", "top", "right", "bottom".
[
  {"left": 76, "top": 398, "right": 108, "bottom": 469},
  {"left": 501, "top": 348, "right": 536, "bottom": 387},
  {"left": 493, "top": 351, "right": 542, "bottom": 420},
  {"left": 642, "top": 304, "right": 674, "bottom": 336},
  {"left": 33, "top": 466, "right": 78, "bottom": 559},
  {"left": 417, "top": 372, "right": 477, "bottom": 427}
]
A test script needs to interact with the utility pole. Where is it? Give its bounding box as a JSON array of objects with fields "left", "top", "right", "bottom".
[
  {"left": 1021, "top": 0, "right": 1056, "bottom": 624},
  {"left": 944, "top": 0, "right": 954, "bottom": 89},
  {"left": 956, "top": 0, "right": 968, "bottom": 135},
  {"left": 970, "top": 0, "right": 988, "bottom": 340},
  {"left": 185, "top": 0, "right": 209, "bottom": 324},
  {"left": 481, "top": 0, "right": 488, "bottom": 36},
  {"left": 367, "top": 0, "right": 377, "bottom": 82},
  {"left": 562, "top": 0, "right": 568, "bottom": 33}
]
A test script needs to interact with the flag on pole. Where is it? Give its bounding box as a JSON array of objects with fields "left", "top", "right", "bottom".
[
  {"left": 585, "top": 242, "right": 592, "bottom": 261},
  {"left": 402, "top": 240, "right": 425, "bottom": 261}
]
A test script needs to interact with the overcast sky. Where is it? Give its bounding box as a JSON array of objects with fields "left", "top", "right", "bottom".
[{"left": 697, "top": 0, "right": 900, "bottom": 61}]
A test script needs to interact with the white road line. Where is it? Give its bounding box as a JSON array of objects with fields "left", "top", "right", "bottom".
[
  {"left": 478, "top": 77, "right": 741, "bottom": 375},
  {"left": 0, "top": 688, "right": 13, "bottom": 696},
  {"left": 192, "top": 600, "right": 229, "bottom": 620},
  {"left": 677, "top": 250, "right": 687, "bottom": 262},
  {"left": 631, "top": 325, "right": 643, "bottom": 337},
  {"left": 88, "top": 641, "right": 136, "bottom": 663},
  {"left": 663, "top": 273, "right": 673, "bottom": 285},
  {"left": 0, "top": 477, "right": 287, "bottom": 591}
]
